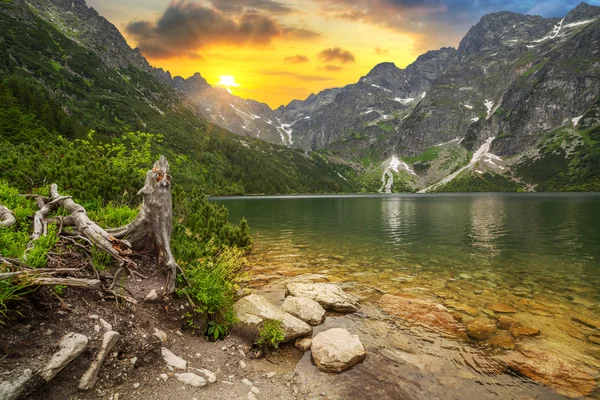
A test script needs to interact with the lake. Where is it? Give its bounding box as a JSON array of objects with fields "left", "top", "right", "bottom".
[{"left": 213, "top": 193, "right": 600, "bottom": 399}]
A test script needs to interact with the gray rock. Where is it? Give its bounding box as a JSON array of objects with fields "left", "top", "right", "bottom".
[
  {"left": 311, "top": 328, "right": 366, "bottom": 373},
  {"left": 0, "top": 369, "right": 33, "bottom": 400},
  {"left": 192, "top": 368, "right": 217, "bottom": 383},
  {"left": 286, "top": 283, "right": 359, "bottom": 312},
  {"left": 145, "top": 289, "right": 158, "bottom": 301},
  {"left": 233, "top": 294, "right": 312, "bottom": 341},
  {"left": 79, "top": 331, "right": 120, "bottom": 390},
  {"left": 161, "top": 347, "right": 187, "bottom": 370},
  {"left": 154, "top": 328, "right": 168, "bottom": 343},
  {"left": 40, "top": 333, "right": 88, "bottom": 381},
  {"left": 175, "top": 372, "right": 206, "bottom": 387},
  {"left": 295, "top": 337, "right": 312, "bottom": 352},
  {"left": 282, "top": 296, "right": 326, "bottom": 325}
]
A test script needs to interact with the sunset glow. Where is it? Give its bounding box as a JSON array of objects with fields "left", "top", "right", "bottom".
[{"left": 87, "top": 0, "right": 592, "bottom": 108}]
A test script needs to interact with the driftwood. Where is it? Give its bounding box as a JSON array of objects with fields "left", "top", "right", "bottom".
[
  {"left": 0, "top": 203, "right": 16, "bottom": 227},
  {"left": 2, "top": 156, "right": 180, "bottom": 297}
]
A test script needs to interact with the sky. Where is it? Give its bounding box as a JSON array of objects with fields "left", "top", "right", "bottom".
[{"left": 87, "top": 0, "right": 598, "bottom": 108}]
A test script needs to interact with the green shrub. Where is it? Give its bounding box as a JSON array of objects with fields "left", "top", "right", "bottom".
[
  {"left": 255, "top": 319, "right": 285, "bottom": 349},
  {"left": 177, "top": 246, "right": 247, "bottom": 340},
  {"left": 0, "top": 277, "right": 32, "bottom": 324}
]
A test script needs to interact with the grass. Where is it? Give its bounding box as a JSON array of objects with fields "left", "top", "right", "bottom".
[{"left": 402, "top": 146, "right": 442, "bottom": 164}]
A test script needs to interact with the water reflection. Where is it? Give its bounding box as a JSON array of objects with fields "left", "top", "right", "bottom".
[
  {"left": 380, "top": 198, "right": 416, "bottom": 247},
  {"left": 468, "top": 195, "right": 505, "bottom": 256}
]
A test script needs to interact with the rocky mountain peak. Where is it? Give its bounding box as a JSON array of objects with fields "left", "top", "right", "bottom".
[
  {"left": 564, "top": 2, "right": 600, "bottom": 23},
  {"left": 457, "top": 11, "right": 555, "bottom": 57}
]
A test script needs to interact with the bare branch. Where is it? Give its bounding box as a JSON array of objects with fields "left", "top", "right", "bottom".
[{"left": 0, "top": 203, "right": 16, "bottom": 227}]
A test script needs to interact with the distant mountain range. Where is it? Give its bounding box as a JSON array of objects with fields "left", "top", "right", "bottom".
[
  {"left": 170, "top": 2, "right": 600, "bottom": 192},
  {"left": 2, "top": 0, "right": 599, "bottom": 193}
]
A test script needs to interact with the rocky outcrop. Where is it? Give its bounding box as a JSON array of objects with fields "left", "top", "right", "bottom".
[
  {"left": 311, "top": 328, "right": 366, "bottom": 373},
  {"left": 282, "top": 296, "right": 326, "bottom": 325},
  {"left": 379, "top": 294, "right": 466, "bottom": 338},
  {"left": 286, "top": 283, "right": 359, "bottom": 312},
  {"left": 234, "top": 294, "right": 312, "bottom": 341},
  {"left": 502, "top": 346, "right": 597, "bottom": 398}
]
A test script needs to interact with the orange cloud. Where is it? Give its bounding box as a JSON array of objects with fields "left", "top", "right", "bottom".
[
  {"left": 318, "top": 47, "right": 356, "bottom": 64},
  {"left": 284, "top": 54, "right": 309, "bottom": 64},
  {"left": 125, "top": 1, "right": 321, "bottom": 59}
]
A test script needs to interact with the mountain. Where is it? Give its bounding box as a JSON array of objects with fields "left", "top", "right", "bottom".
[
  {"left": 0, "top": 0, "right": 363, "bottom": 195},
  {"left": 173, "top": 2, "right": 600, "bottom": 193}
]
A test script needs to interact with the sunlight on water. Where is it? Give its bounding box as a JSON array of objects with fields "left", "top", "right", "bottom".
[{"left": 214, "top": 193, "right": 600, "bottom": 399}]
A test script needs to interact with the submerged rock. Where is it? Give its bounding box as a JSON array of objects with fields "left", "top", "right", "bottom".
[
  {"left": 487, "top": 332, "right": 516, "bottom": 349},
  {"left": 510, "top": 326, "right": 540, "bottom": 338},
  {"left": 571, "top": 315, "right": 600, "bottom": 330},
  {"left": 502, "top": 347, "right": 597, "bottom": 398},
  {"left": 282, "top": 296, "right": 326, "bottom": 325},
  {"left": 286, "top": 283, "right": 359, "bottom": 312},
  {"left": 496, "top": 315, "right": 520, "bottom": 330},
  {"left": 465, "top": 317, "right": 497, "bottom": 340},
  {"left": 311, "top": 328, "right": 366, "bottom": 373},
  {"left": 379, "top": 294, "right": 466, "bottom": 339},
  {"left": 233, "top": 294, "right": 312, "bottom": 341},
  {"left": 487, "top": 303, "right": 517, "bottom": 313}
]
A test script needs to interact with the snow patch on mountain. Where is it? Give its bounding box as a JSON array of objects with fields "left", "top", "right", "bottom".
[
  {"left": 379, "top": 155, "right": 416, "bottom": 193},
  {"left": 418, "top": 137, "right": 498, "bottom": 193},
  {"left": 572, "top": 115, "right": 583, "bottom": 126}
]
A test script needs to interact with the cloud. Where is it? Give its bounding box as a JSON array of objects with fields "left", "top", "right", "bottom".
[
  {"left": 375, "top": 47, "right": 389, "bottom": 55},
  {"left": 282, "top": 27, "right": 321, "bottom": 39},
  {"left": 284, "top": 54, "right": 309, "bottom": 64},
  {"left": 261, "top": 71, "right": 334, "bottom": 81},
  {"left": 317, "top": 65, "right": 344, "bottom": 72},
  {"left": 208, "top": 0, "right": 294, "bottom": 15},
  {"left": 318, "top": 47, "right": 356, "bottom": 64},
  {"left": 125, "top": 1, "right": 319, "bottom": 59}
]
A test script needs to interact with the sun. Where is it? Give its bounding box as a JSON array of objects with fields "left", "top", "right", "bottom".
[{"left": 216, "top": 75, "right": 240, "bottom": 93}]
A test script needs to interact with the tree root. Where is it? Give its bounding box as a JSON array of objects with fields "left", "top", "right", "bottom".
[{"left": 2, "top": 157, "right": 182, "bottom": 305}]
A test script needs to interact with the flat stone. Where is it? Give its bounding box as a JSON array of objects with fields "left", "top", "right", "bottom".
[
  {"left": 379, "top": 294, "right": 466, "bottom": 339},
  {"left": 497, "top": 315, "right": 520, "bottom": 330},
  {"left": 0, "top": 369, "right": 32, "bottom": 400},
  {"left": 510, "top": 326, "right": 540, "bottom": 338},
  {"left": 286, "top": 283, "right": 359, "bottom": 312},
  {"left": 488, "top": 303, "right": 517, "bottom": 313},
  {"left": 503, "top": 347, "right": 596, "bottom": 398},
  {"left": 465, "top": 317, "right": 497, "bottom": 341},
  {"left": 40, "top": 333, "right": 89, "bottom": 381},
  {"left": 311, "top": 328, "right": 366, "bottom": 373},
  {"left": 266, "top": 372, "right": 277, "bottom": 378},
  {"left": 282, "top": 296, "right": 326, "bottom": 325},
  {"left": 161, "top": 347, "right": 187, "bottom": 370},
  {"left": 79, "top": 331, "right": 120, "bottom": 390},
  {"left": 191, "top": 368, "right": 217, "bottom": 383},
  {"left": 233, "top": 294, "right": 312, "bottom": 342},
  {"left": 295, "top": 337, "right": 312, "bottom": 352},
  {"left": 175, "top": 373, "right": 206, "bottom": 388},
  {"left": 589, "top": 336, "right": 600, "bottom": 345}
]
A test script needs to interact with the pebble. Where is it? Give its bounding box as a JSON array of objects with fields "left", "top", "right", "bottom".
[
  {"left": 99, "top": 318, "right": 113, "bottom": 331},
  {"left": 160, "top": 373, "right": 168, "bottom": 381},
  {"left": 144, "top": 289, "right": 158, "bottom": 301},
  {"left": 242, "top": 378, "right": 253, "bottom": 387},
  {"left": 132, "top": 383, "right": 140, "bottom": 389},
  {"left": 266, "top": 372, "right": 277, "bottom": 378},
  {"left": 251, "top": 386, "right": 260, "bottom": 394},
  {"left": 248, "top": 393, "right": 258, "bottom": 400},
  {"left": 221, "top": 346, "right": 227, "bottom": 351},
  {"left": 239, "top": 360, "right": 247, "bottom": 369},
  {"left": 130, "top": 357, "right": 137, "bottom": 366}
]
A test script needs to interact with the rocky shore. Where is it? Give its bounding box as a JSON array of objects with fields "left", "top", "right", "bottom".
[{"left": 1, "top": 259, "right": 599, "bottom": 400}]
